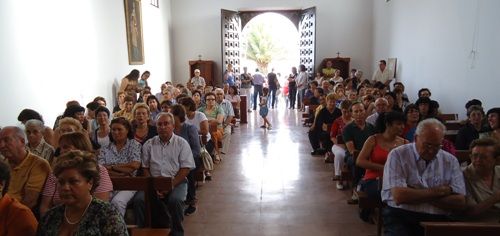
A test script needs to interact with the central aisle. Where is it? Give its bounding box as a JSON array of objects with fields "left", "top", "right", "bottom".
[{"left": 184, "top": 106, "right": 376, "bottom": 235}]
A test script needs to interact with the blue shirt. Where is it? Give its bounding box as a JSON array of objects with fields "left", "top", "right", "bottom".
[{"left": 382, "top": 143, "right": 466, "bottom": 215}]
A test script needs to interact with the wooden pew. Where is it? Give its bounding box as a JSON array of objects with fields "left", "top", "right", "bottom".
[
  {"left": 421, "top": 222, "right": 500, "bottom": 236},
  {"left": 438, "top": 113, "right": 458, "bottom": 122},
  {"left": 455, "top": 150, "right": 471, "bottom": 165},
  {"left": 111, "top": 177, "right": 172, "bottom": 228},
  {"left": 444, "top": 130, "right": 458, "bottom": 143},
  {"left": 445, "top": 121, "right": 463, "bottom": 131},
  {"left": 129, "top": 228, "right": 170, "bottom": 236}
]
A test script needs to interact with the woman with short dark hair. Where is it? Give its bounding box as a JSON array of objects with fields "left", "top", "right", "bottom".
[{"left": 38, "top": 151, "right": 128, "bottom": 235}]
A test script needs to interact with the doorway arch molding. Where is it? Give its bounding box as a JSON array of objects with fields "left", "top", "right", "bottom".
[{"left": 239, "top": 10, "right": 301, "bottom": 30}]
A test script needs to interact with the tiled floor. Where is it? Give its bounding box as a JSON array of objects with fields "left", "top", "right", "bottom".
[{"left": 184, "top": 104, "right": 376, "bottom": 235}]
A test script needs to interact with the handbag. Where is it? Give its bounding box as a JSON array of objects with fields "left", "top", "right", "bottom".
[{"left": 200, "top": 145, "right": 214, "bottom": 171}]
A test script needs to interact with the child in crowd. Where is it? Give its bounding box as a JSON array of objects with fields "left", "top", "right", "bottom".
[{"left": 260, "top": 87, "right": 271, "bottom": 129}]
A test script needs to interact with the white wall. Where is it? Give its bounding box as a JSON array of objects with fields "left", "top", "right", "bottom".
[
  {"left": 373, "top": 0, "right": 500, "bottom": 118},
  {"left": 170, "top": 0, "right": 374, "bottom": 85},
  {"left": 0, "top": 0, "right": 173, "bottom": 127}
]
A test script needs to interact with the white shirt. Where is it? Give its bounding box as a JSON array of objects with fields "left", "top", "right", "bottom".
[
  {"left": 372, "top": 68, "right": 393, "bottom": 83},
  {"left": 185, "top": 111, "right": 211, "bottom": 141},
  {"left": 141, "top": 135, "right": 195, "bottom": 178},
  {"left": 191, "top": 76, "right": 206, "bottom": 88},
  {"left": 366, "top": 112, "right": 380, "bottom": 126},
  {"left": 296, "top": 71, "right": 308, "bottom": 90},
  {"left": 382, "top": 143, "right": 466, "bottom": 215}
]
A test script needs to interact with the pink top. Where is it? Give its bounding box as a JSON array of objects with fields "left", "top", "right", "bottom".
[{"left": 42, "top": 164, "right": 113, "bottom": 203}]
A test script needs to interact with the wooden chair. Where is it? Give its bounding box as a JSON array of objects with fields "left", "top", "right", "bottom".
[
  {"left": 357, "top": 180, "right": 384, "bottom": 236},
  {"left": 421, "top": 222, "right": 500, "bottom": 236},
  {"left": 438, "top": 113, "right": 458, "bottom": 122},
  {"left": 340, "top": 150, "right": 359, "bottom": 187},
  {"left": 111, "top": 177, "right": 173, "bottom": 228}
]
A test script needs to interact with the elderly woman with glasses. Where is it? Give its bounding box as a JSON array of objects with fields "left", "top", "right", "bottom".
[{"left": 198, "top": 92, "right": 224, "bottom": 162}]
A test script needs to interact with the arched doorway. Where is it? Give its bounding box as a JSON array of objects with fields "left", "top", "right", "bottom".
[{"left": 221, "top": 8, "right": 316, "bottom": 79}]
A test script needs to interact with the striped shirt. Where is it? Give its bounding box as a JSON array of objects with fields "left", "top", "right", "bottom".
[
  {"left": 42, "top": 165, "right": 113, "bottom": 204},
  {"left": 27, "top": 139, "right": 54, "bottom": 162},
  {"left": 382, "top": 143, "right": 466, "bottom": 215}
]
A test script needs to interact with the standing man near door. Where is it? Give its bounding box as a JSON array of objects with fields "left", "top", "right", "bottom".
[
  {"left": 296, "top": 65, "right": 308, "bottom": 112},
  {"left": 240, "top": 67, "right": 253, "bottom": 113},
  {"left": 372, "top": 60, "right": 394, "bottom": 88},
  {"left": 267, "top": 68, "right": 278, "bottom": 109},
  {"left": 252, "top": 68, "right": 265, "bottom": 111}
]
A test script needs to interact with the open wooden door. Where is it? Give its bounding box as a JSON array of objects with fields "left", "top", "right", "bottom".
[
  {"left": 221, "top": 9, "right": 242, "bottom": 81},
  {"left": 299, "top": 7, "right": 316, "bottom": 77}
]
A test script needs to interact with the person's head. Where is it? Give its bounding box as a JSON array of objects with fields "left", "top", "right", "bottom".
[
  {"left": 309, "top": 81, "right": 319, "bottom": 90},
  {"left": 192, "top": 90, "right": 202, "bottom": 103},
  {"left": 171, "top": 104, "right": 186, "bottom": 125},
  {"left": 393, "top": 82, "right": 405, "bottom": 92},
  {"left": 17, "top": 109, "right": 44, "bottom": 124},
  {"left": 374, "top": 98, "right": 389, "bottom": 114},
  {"left": 178, "top": 97, "right": 196, "bottom": 113},
  {"left": 127, "top": 69, "right": 140, "bottom": 80},
  {"left": 357, "top": 85, "right": 367, "bottom": 97},
  {"left": 340, "top": 100, "right": 352, "bottom": 117},
  {"left": 146, "top": 95, "right": 160, "bottom": 112},
  {"left": 63, "top": 105, "right": 86, "bottom": 124},
  {"left": 375, "top": 111, "right": 406, "bottom": 135},
  {"left": 123, "top": 95, "right": 134, "bottom": 112},
  {"left": 243, "top": 67, "right": 248, "bottom": 73},
  {"left": 58, "top": 132, "right": 94, "bottom": 154},
  {"left": 350, "top": 101, "right": 366, "bottom": 122},
  {"left": 384, "top": 92, "right": 397, "bottom": 109},
  {"left": 66, "top": 100, "right": 80, "bottom": 108},
  {"left": 160, "top": 100, "right": 173, "bottom": 112},
  {"left": 362, "top": 94, "right": 375, "bottom": 108},
  {"left": 414, "top": 118, "right": 446, "bottom": 161},
  {"left": 334, "top": 83, "right": 345, "bottom": 96},
  {"left": 95, "top": 106, "right": 110, "bottom": 127},
  {"left": 53, "top": 150, "right": 99, "bottom": 206},
  {"left": 93, "top": 96, "right": 106, "bottom": 107},
  {"left": 404, "top": 104, "right": 420, "bottom": 124},
  {"left": 0, "top": 127, "right": 27, "bottom": 161},
  {"left": 291, "top": 66, "right": 297, "bottom": 74},
  {"left": 86, "top": 101, "right": 100, "bottom": 119},
  {"left": 227, "top": 64, "right": 233, "bottom": 71},
  {"left": 132, "top": 103, "right": 150, "bottom": 125},
  {"left": 465, "top": 99, "right": 482, "bottom": 110},
  {"left": 350, "top": 69, "right": 357, "bottom": 78},
  {"left": 0, "top": 160, "right": 10, "bottom": 196},
  {"left": 378, "top": 60, "right": 387, "bottom": 71},
  {"left": 314, "top": 88, "right": 324, "bottom": 98},
  {"left": 467, "top": 105, "right": 484, "bottom": 126},
  {"left": 415, "top": 97, "right": 432, "bottom": 116},
  {"left": 229, "top": 85, "right": 238, "bottom": 95},
  {"left": 156, "top": 112, "right": 175, "bottom": 141},
  {"left": 418, "top": 88, "right": 431, "bottom": 98},
  {"left": 204, "top": 92, "right": 216, "bottom": 107},
  {"left": 299, "top": 64, "right": 306, "bottom": 72},
  {"left": 58, "top": 117, "right": 84, "bottom": 134},
  {"left": 325, "top": 93, "right": 336, "bottom": 108},
  {"left": 25, "top": 119, "right": 45, "bottom": 147},
  {"left": 117, "top": 91, "right": 126, "bottom": 104},
  {"left": 347, "top": 89, "right": 358, "bottom": 101},
  {"left": 162, "top": 90, "right": 173, "bottom": 102},
  {"left": 486, "top": 108, "right": 500, "bottom": 130},
  {"left": 334, "top": 69, "right": 341, "bottom": 76},
  {"left": 141, "top": 71, "right": 150, "bottom": 80},
  {"left": 141, "top": 90, "right": 151, "bottom": 103},
  {"left": 263, "top": 87, "right": 269, "bottom": 96},
  {"left": 322, "top": 80, "right": 330, "bottom": 91},
  {"left": 354, "top": 70, "right": 363, "bottom": 79},
  {"left": 326, "top": 60, "right": 333, "bottom": 68},
  {"left": 110, "top": 117, "right": 133, "bottom": 143},
  {"left": 469, "top": 138, "right": 500, "bottom": 173},
  {"left": 214, "top": 88, "right": 225, "bottom": 103}
]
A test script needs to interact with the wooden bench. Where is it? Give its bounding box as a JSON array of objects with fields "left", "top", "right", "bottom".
[
  {"left": 444, "top": 130, "right": 458, "bottom": 143},
  {"left": 129, "top": 228, "right": 170, "bottom": 236},
  {"left": 455, "top": 150, "right": 471, "bottom": 165},
  {"left": 445, "top": 121, "right": 463, "bottom": 131},
  {"left": 111, "top": 177, "right": 172, "bottom": 228},
  {"left": 340, "top": 150, "right": 359, "bottom": 187},
  {"left": 438, "top": 113, "right": 458, "bottom": 122},
  {"left": 421, "top": 222, "right": 500, "bottom": 236},
  {"left": 357, "top": 190, "right": 383, "bottom": 236}
]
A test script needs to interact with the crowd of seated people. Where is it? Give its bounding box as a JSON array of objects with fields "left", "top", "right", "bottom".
[
  {"left": 0, "top": 68, "right": 239, "bottom": 236},
  {"left": 301, "top": 63, "right": 500, "bottom": 235}
]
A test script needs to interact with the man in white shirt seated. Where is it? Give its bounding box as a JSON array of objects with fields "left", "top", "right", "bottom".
[
  {"left": 140, "top": 112, "right": 195, "bottom": 236},
  {"left": 382, "top": 118, "right": 466, "bottom": 236},
  {"left": 372, "top": 60, "right": 394, "bottom": 87}
]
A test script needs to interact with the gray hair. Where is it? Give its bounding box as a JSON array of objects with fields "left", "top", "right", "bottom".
[
  {"left": 214, "top": 88, "right": 224, "bottom": 95},
  {"left": 156, "top": 112, "right": 175, "bottom": 126},
  {"left": 375, "top": 98, "right": 388, "bottom": 105},
  {"left": 25, "top": 119, "right": 44, "bottom": 131},
  {"left": 0, "top": 126, "right": 26, "bottom": 143},
  {"left": 415, "top": 118, "right": 446, "bottom": 136}
]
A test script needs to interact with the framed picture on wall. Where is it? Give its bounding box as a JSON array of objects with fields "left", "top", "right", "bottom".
[
  {"left": 387, "top": 58, "right": 397, "bottom": 78},
  {"left": 124, "top": 0, "right": 145, "bottom": 65}
]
